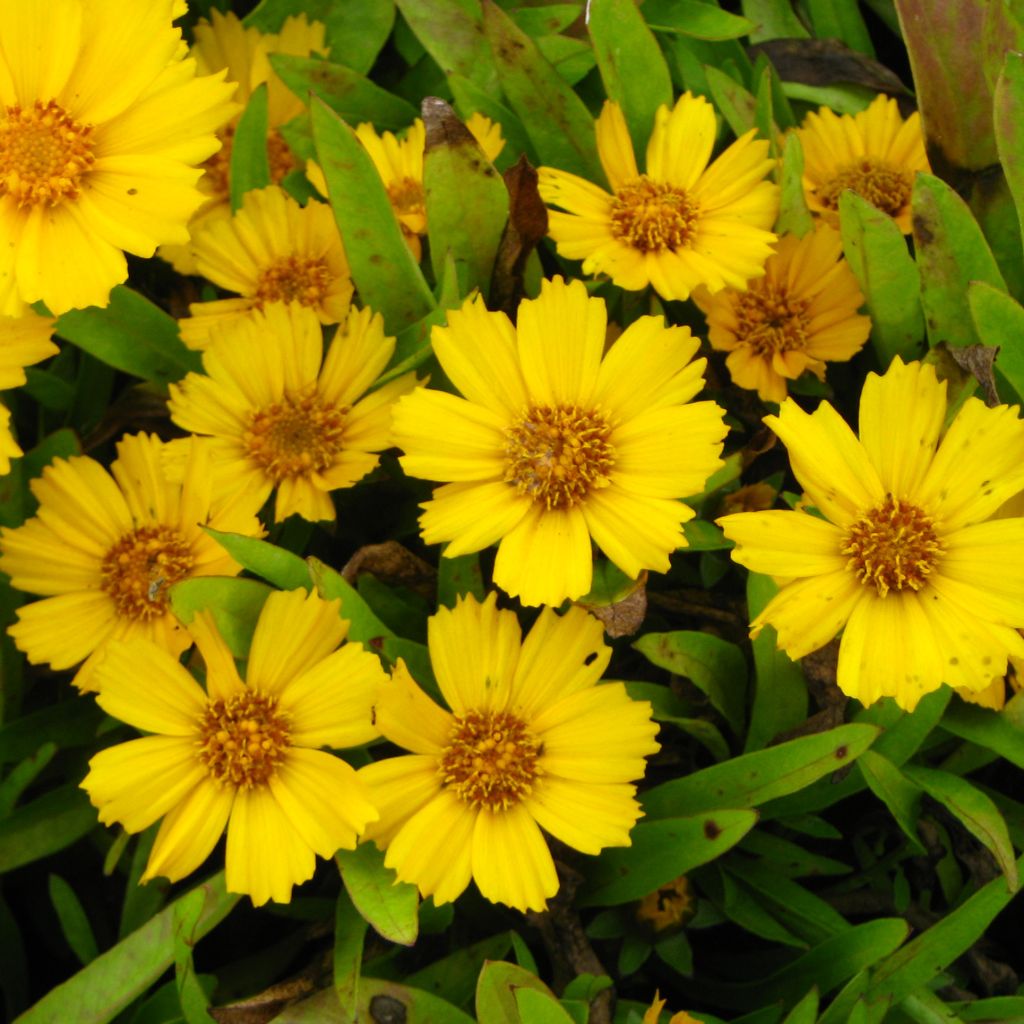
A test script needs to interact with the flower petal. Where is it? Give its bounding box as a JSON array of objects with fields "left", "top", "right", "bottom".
[
  {"left": 143, "top": 779, "right": 233, "bottom": 884},
  {"left": 471, "top": 805, "right": 558, "bottom": 912}
]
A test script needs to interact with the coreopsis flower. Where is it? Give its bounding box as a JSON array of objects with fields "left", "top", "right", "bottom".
[
  {"left": 0, "top": 433, "right": 264, "bottom": 691},
  {"left": 160, "top": 11, "right": 328, "bottom": 274},
  {"left": 82, "top": 588, "right": 383, "bottom": 905},
  {"left": 718, "top": 358, "right": 1024, "bottom": 711},
  {"left": 693, "top": 227, "right": 871, "bottom": 404},
  {"left": 178, "top": 186, "right": 352, "bottom": 349},
  {"left": 392, "top": 276, "right": 728, "bottom": 607},
  {"left": 643, "top": 993, "right": 699, "bottom": 1024},
  {"left": 359, "top": 593, "right": 660, "bottom": 912},
  {"left": 168, "top": 303, "right": 419, "bottom": 523},
  {"left": 792, "top": 93, "right": 929, "bottom": 234},
  {"left": 537, "top": 94, "right": 779, "bottom": 301},
  {"left": 307, "top": 113, "right": 505, "bottom": 261},
  {"left": 0, "top": 0, "right": 236, "bottom": 314},
  {"left": 0, "top": 312, "right": 59, "bottom": 473}
]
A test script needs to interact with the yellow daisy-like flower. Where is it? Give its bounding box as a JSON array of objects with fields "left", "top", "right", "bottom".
[
  {"left": 718, "top": 358, "right": 1024, "bottom": 711},
  {"left": 0, "top": 432, "right": 265, "bottom": 691},
  {"left": 693, "top": 226, "right": 871, "bottom": 404},
  {"left": 82, "top": 588, "right": 383, "bottom": 905},
  {"left": 792, "top": 93, "right": 930, "bottom": 234},
  {"left": 0, "top": 311, "right": 58, "bottom": 473},
  {"left": 359, "top": 592, "right": 660, "bottom": 912},
  {"left": 178, "top": 185, "right": 353, "bottom": 349},
  {"left": 537, "top": 94, "right": 779, "bottom": 301},
  {"left": 169, "top": 303, "right": 419, "bottom": 524},
  {"left": 160, "top": 11, "right": 328, "bottom": 274},
  {"left": 392, "top": 276, "right": 728, "bottom": 607},
  {"left": 0, "top": 0, "right": 236, "bottom": 315},
  {"left": 643, "top": 993, "right": 699, "bottom": 1024},
  {"left": 307, "top": 113, "right": 505, "bottom": 262}
]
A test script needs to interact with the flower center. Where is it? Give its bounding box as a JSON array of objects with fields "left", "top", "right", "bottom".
[
  {"left": 243, "top": 389, "right": 348, "bottom": 483},
  {"left": 100, "top": 525, "right": 195, "bottom": 620},
  {"left": 0, "top": 100, "right": 95, "bottom": 208},
  {"left": 611, "top": 175, "right": 698, "bottom": 252},
  {"left": 735, "top": 284, "right": 811, "bottom": 356},
  {"left": 439, "top": 709, "right": 541, "bottom": 811},
  {"left": 841, "top": 495, "right": 943, "bottom": 597},
  {"left": 387, "top": 176, "right": 425, "bottom": 218},
  {"left": 204, "top": 127, "right": 297, "bottom": 200},
  {"left": 818, "top": 159, "right": 913, "bottom": 218},
  {"left": 254, "top": 255, "right": 333, "bottom": 308},
  {"left": 198, "top": 690, "right": 291, "bottom": 787},
  {"left": 504, "top": 404, "right": 615, "bottom": 510}
]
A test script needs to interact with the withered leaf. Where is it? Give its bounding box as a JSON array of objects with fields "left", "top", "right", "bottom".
[
  {"left": 491, "top": 154, "right": 548, "bottom": 318},
  {"left": 341, "top": 540, "right": 436, "bottom": 601},
  {"left": 942, "top": 341, "right": 1001, "bottom": 406}
]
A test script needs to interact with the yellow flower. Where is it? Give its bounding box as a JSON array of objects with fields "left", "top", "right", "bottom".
[
  {"left": 792, "top": 93, "right": 929, "bottom": 234},
  {"left": 178, "top": 185, "right": 353, "bottom": 349},
  {"left": 718, "top": 358, "right": 1024, "bottom": 711},
  {"left": 307, "top": 113, "right": 505, "bottom": 261},
  {"left": 160, "top": 11, "right": 328, "bottom": 274},
  {"left": 0, "top": 0, "right": 236, "bottom": 314},
  {"left": 693, "top": 227, "right": 871, "bottom": 404},
  {"left": 643, "top": 993, "right": 700, "bottom": 1024},
  {"left": 537, "top": 94, "right": 778, "bottom": 301},
  {"left": 392, "top": 276, "right": 728, "bottom": 607},
  {"left": 169, "top": 303, "right": 419, "bottom": 524},
  {"left": 359, "top": 592, "right": 660, "bottom": 912},
  {"left": 0, "top": 311, "right": 58, "bottom": 473},
  {"left": 0, "top": 433, "right": 264, "bottom": 691},
  {"left": 82, "top": 588, "right": 383, "bottom": 905}
]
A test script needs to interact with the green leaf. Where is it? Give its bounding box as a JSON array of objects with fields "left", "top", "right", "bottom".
[
  {"left": 705, "top": 65, "right": 758, "bottom": 137},
  {"left": 625, "top": 681, "right": 730, "bottom": 762},
  {"left": 308, "top": 557, "right": 395, "bottom": 643},
  {"left": 941, "top": 699, "right": 1024, "bottom": 771},
  {"left": 48, "top": 875, "right": 99, "bottom": 966},
  {"left": 407, "top": 932, "right": 513, "bottom": 1008},
  {"left": 482, "top": 0, "right": 602, "bottom": 180},
  {"left": 643, "top": 0, "right": 756, "bottom": 40},
  {"left": 448, "top": 73, "right": 535, "bottom": 167},
  {"left": 912, "top": 173, "right": 1006, "bottom": 349},
  {"left": 856, "top": 749, "right": 926, "bottom": 855},
  {"left": 643, "top": 723, "right": 879, "bottom": 818},
  {"left": 740, "top": 0, "right": 810, "bottom": 42},
  {"left": 477, "top": 961, "right": 560, "bottom": 1024},
  {"left": 515, "top": 989, "right": 576, "bottom": 1024},
  {"left": 169, "top": 577, "right": 273, "bottom": 659},
  {"left": 0, "top": 702, "right": 103, "bottom": 767},
  {"left": 204, "top": 529, "right": 311, "bottom": 591},
  {"left": 0, "top": 786, "right": 98, "bottom": 874},
  {"left": 172, "top": 891, "right": 211, "bottom": 1024},
  {"left": 229, "top": 82, "right": 270, "bottom": 210},
  {"left": 0, "top": 743, "right": 56, "bottom": 819},
  {"left": 995, "top": 52, "right": 1024, "bottom": 252},
  {"left": 436, "top": 553, "right": 484, "bottom": 608},
  {"left": 422, "top": 97, "right": 510, "bottom": 296},
  {"left": 782, "top": 988, "right": 820, "bottom": 1024},
  {"left": 902, "top": 764, "right": 1018, "bottom": 890},
  {"left": 967, "top": 280, "right": 1024, "bottom": 402},
  {"left": 310, "top": 99, "right": 436, "bottom": 334},
  {"left": 333, "top": 889, "right": 366, "bottom": 1020},
  {"left": 805, "top": 0, "right": 873, "bottom": 55},
  {"left": 579, "top": 810, "right": 757, "bottom": 906},
  {"left": 56, "top": 286, "right": 201, "bottom": 385},
  {"left": 588, "top": 0, "right": 673, "bottom": 157},
  {"left": 272, "top": 54, "right": 418, "bottom": 131},
  {"left": 681, "top": 519, "right": 732, "bottom": 550},
  {"left": 13, "top": 874, "right": 238, "bottom": 1024},
  {"left": 336, "top": 843, "right": 418, "bottom": 946},
  {"left": 633, "top": 631, "right": 747, "bottom": 734}
]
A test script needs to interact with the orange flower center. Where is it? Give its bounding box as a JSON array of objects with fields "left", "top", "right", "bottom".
[
  {"left": 504, "top": 404, "right": 615, "bottom": 510},
  {"left": 198, "top": 690, "right": 291, "bottom": 787},
  {"left": 818, "top": 159, "right": 913, "bottom": 218},
  {"left": 734, "top": 284, "right": 811, "bottom": 356},
  {"left": 254, "top": 255, "right": 333, "bottom": 309},
  {"left": 204, "top": 126, "right": 297, "bottom": 199},
  {"left": 841, "top": 495, "right": 943, "bottom": 597},
  {"left": 387, "top": 176, "right": 425, "bottom": 218},
  {"left": 243, "top": 389, "right": 348, "bottom": 483},
  {"left": 101, "top": 525, "right": 195, "bottom": 620},
  {"left": 611, "top": 175, "right": 698, "bottom": 252},
  {"left": 0, "top": 100, "right": 95, "bottom": 208},
  {"left": 439, "top": 709, "right": 541, "bottom": 811}
]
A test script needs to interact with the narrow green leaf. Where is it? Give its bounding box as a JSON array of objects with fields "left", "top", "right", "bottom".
[
  {"left": 204, "top": 529, "right": 311, "bottom": 591},
  {"left": 912, "top": 173, "right": 1006, "bottom": 349},
  {"left": 588, "top": 0, "right": 673, "bottom": 156},
  {"left": 902, "top": 764, "right": 1018, "bottom": 890},
  {"left": 482, "top": 0, "right": 601, "bottom": 180},
  {"left": 13, "top": 874, "right": 238, "bottom": 1024},
  {"left": 967, "top": 280, "right": 1024, "bottom": 402},
  {"left": 407, "top": 932, "right": 513, "bottom": 1009},
  {"left": 951, "top": 997, "right": 1024, "bottom": 1021},
  {"left": 173, "top": 892, "right": 211, "bottom": 1024},
  {"left": 308, "top": 557, "right": 395, "bottom": 643},
  {"left": 310, "top": 99, "right": 436, "bottom": 334},
  {"left": 0, "top": 743, "right": 56, "bottom": 819},
  {"left": 333, "top": 889, "right": 366, "bottom": 1019},
  {"left": 681, "top": 520, "right": 732, "bottom": 550},
  {"left": 436, "top": 553, "right": 484, "bottom": 608},
  {"left": 229, "top": 82, "right": 270, "bottom": 211},
  {"left": 169, "top": 577, "right": 273, "bottom": 659},
  {"left": 48, "top": 875, "right": 99, "bottom": 966},
  {"left": 448, "top": 73, "right": 536, "bottom": 167},
  {"left": 625, "top": 681, "right": 730, "bottom": 762},
  {"left": 741, "top": 0, "right": 810, "bottom": 42},
  {"left": 271, "top": 54, "right": 418, "bottom": 131},
  {"left": 718, "top": 870, "right": 809, "bottom": 949},
  {"left": 856, "top": 750, "right": 926, "bottom": 854},
  {"left": 995, "top": 52, "right": 1024, "bottom": 251},
  {"left": 941, "top": 699, "right": 1024, "bottom": 771},
  {"left": 336, "top": 843, "right": 418, "bottom": 946},
  {"left": 477, "top": 961, "right": 560, "bottom": 1024},
  {"left": 0, "top": 703, "right": 103, "bottom": 767},
  {"left": 579, "top": 810, "right": 757, "bottom": 906},
  {"left": 643, "top": 723, "right": 879, "bottom": 818},
  {"left": 838, "top": 190, "right": 925, "bottom": 366},
  {"left": 515, "top": 989, "right": 576, "bottom": 1024},
  {"left": 806, "top": 0, "right": 874, "bottom": 55},
  {"left": 633, "top": 631, "right": 747, "bottom": 734},
  {"left": 0, "top": 786, "right": 97, "bottom": 874},
  {"left": 705, "top": 65, "right": 758, "bottom": 137},
  {"left": 782, "top": 988, "right": 819, "bottom": 1024},
  {"left": 57, "top": 286, "right": 201, "bottom": 385},
  {"left": 644, "top": 0, "right": 756, "bottom": 40}
]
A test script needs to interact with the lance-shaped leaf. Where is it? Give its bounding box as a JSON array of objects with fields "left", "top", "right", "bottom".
[
  {"left": 644, "top": 0, "right": 755, "bottom": 40},
  {"left": 705, "top": 65, "right": 758, "bottom": 137},
  {"left": 482, "top": 0, "right": 601, "bottom": 180},
  {"left": 856, "top": 750, "right": 926, "bottom": 855},
  {"left": 996, "top": 52, "right": 1024, "bottom": 250},
  {"left": 169, "top": 577, "right": 274, "bottom": 658},
  {"left": 230, "top": 82, "right": 270, "bottom": 210},
  {"left": 311, "top": 99, "right": 435, "bottom": 334},
  {"left": 205, "top": 530, "right": 311, "bottom": 591},
  {"left": 476, "top": 961, "right": 560, "bottom": 1024},
  {"left": 968, "top": 280, "right": 1024, "bottom": 402},
  {"left": 336, "top": 843, "right": 418, "bottom": 946},
  {"left": 422, "top": 97, "right": 509, "bottom": 297}
]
